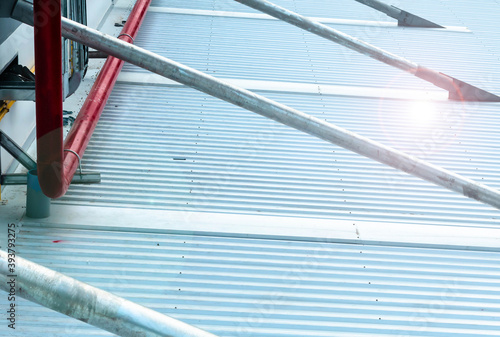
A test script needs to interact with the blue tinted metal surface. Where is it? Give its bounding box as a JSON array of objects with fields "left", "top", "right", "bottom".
[
  {"left": 8, "top": 1, "right": 500, "bottom": 336},
  {"left": 57, "top": 84, "right": 500, "bottom": 227},
  {"left": 56, "top": 0, "right": 500, "bottom": 226},
  {"left": 122, "top": 12, "right": 431, "bottom": 89},
  {"left": 1, "top": 225, "right": 499, "bottom": 336}
]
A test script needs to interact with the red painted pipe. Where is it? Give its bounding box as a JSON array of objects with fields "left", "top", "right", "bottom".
[
  {"left": 38, "top": 0, "right": 151, "bottom": 198},
  {"left": 34, "top": 0, "right": 64, "bottom": 197}
]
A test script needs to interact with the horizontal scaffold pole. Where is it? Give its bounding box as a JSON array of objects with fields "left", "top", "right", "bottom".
[
  {"left": 11, "top": 0, "right": 500, "bottom": 210},
  {"left": 0, "top": 250, "right": 218, "bottom": 337},
  {"left": 234, "top": 0, "right": 500, "bottom": 102}
]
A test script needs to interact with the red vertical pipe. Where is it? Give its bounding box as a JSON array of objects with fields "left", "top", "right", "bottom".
[
  {"left": 34, "top": 0, "right": 64, "bottom": 197},
  {"left": 39, "top": 0, "right": 151, "bottom": 198}
]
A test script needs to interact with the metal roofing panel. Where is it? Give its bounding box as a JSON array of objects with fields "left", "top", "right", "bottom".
[
  {"left": 150, "top": 0, "right": 407, "bottom": 22},
  {"left": 56, "top": 84, "right": 499, "bottom": 227},
  {"left": 122, "top": 6, "right": 499, "bottom": 92},
  {"left": 4, "top": 1, "right": 500, "bottom": 337},
  {"left": 94, "top": 0, "right": 500, "bottom": 228},
  {"left": 123, "top": 11, "right": 436, "bottom": 89},
  {"left": 423, "top": 0, "right": 500, "bottom": 60},
  {"left": 2, "top": 224, "right": 500, "bottom": 336}
]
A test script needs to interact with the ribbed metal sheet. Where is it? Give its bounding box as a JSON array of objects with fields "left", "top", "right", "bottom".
[
  {"left": 5, "top": 1, "right": 500, "bottom": 337},
  {"left": 399, "top": 0, "right": 500, "bottom": 62},
  {"left": 56, "top": 84, "right": 500, "bottom": 227},
  {"left": 150, "top": 0, "right": 454, "bottom": 24},
  {"left": 2, "top": 224, "right": 499, "bottom": 336},
  {"left": 125, "top": 2, "right": 500, "bottom": 91},
  {"left": 122, "top": 11, "right": 434, "bottom": 89},
  {"left": 55, "top": 0, "right": 500, "bottom": 227}
]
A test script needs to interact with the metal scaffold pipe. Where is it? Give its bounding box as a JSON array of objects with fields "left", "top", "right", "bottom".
[
  {"left": 0, "top": 250, "right": 218, "bottom": 337},
  {"left": 233, "top": 0, "right": 500, "bottom": 101},
  {"left": 11, "top": 0, "right": 500, "bottom": 209}
]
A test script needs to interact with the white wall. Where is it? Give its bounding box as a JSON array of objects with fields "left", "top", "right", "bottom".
[
  {"left": 87, "top": 0, "right": 114, "bottom": 29},
  {"left": 0, "top": 0, "right": 114, "bottom": 174},
  {"left": 0, "top": 23, "right": 35, "bottom": 174}
]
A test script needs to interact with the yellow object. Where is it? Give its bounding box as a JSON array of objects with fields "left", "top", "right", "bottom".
[
  {"left": 0, "top": 66, "right": 35, "bottom": 123},
  {"left": 0, "top": 100, "right": 15, "bottom": 122},
  {"left": 0, "top": 66, "right": 35, "bottom": 198},
  {"left": 0, "top": 100, "right": 16, "bottom": 199},
  {"left": 0, "top": 100, "right": 14, "bottom": 198}
]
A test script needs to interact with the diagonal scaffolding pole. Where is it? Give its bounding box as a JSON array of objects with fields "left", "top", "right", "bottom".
[
  {"left": 0, "top": 130, "right": 37, "bottom": 170},
  {"left": 11, "top": 0, "right": 500, "bottom": 210},
  {"left": 233, "top": 0, "right": 500, "bottom": 102},
  {"left": 0, "top": 250, "right": 217, "bottom": 337}
]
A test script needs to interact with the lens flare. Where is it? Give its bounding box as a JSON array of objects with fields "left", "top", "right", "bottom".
[{"left": 409, "top": 101, "right": 437, "bottom": 126}]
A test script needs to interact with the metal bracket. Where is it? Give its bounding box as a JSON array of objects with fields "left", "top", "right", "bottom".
[
  {"left": 447, "top": 76, "right": 500, "bottom": 102},
  {"left": 117, "top": 33, "right": 134, "bottom": 43},
  {"left": 415, "top": 67, "right": 500, "bottom": 102},
  {"left": 395, "top": 8, "right": 444, "bottom": 28},
  {"left": 64, "top": 149, "right": 83, "bottom": 176},
  {"left": 1, "top": 171, "right": 101, "bottom": 186}
]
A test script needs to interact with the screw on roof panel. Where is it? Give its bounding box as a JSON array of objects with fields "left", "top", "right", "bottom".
[
  {"left": 354, "top": 0, "right": 444, "bottom": 28},
  {"left": 234, "top": 0, "right": 500, "bottom": 102}
]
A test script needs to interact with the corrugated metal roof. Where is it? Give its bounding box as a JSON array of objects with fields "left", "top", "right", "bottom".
[
  {"left": 4, "top": 0, "right": 500, "bottom": 336},
  {"left": 121, "top": 11, "right": 437, "bottom": 89},
  {"left": 3, "top": 224, "right": 500, "bottom": 336},
  {"left": 54, "top": 0, "right": 500, "bottom": 228},
  {"left": 56, "top": 84, "right": 500, "bottom": 227}
]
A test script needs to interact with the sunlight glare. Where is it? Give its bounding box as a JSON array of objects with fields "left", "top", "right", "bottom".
[{"left": 409, "top": 101, "right": 437, "bottom": 126}]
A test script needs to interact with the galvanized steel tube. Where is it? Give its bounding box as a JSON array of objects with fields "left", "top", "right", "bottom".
[
  {"left": 12, "top": 1, "right": 500, "bottom": 209},
  {"left": 0, "top": 250, "right": 218, "bottom": 337}
]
